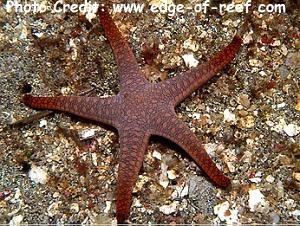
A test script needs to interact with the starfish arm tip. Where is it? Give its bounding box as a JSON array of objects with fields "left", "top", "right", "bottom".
[
  {"left": 216, "top": 174, "right": 231, "bottom": 188},
  {"left": 232, "top": 35, "right": 243, "bottom": 47}
]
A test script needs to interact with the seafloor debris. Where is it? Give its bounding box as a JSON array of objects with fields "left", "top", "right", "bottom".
[{"left": 28, "top": 165, "right": 48, "bottom": 185}]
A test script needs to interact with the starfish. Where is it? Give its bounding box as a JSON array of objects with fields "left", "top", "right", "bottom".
[{"left": 22, "top": 6, "right": 242, "bottom": 223}]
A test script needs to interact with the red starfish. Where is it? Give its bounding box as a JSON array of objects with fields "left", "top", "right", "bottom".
[{"left": 22, "top": 7, "right": 242, "bottom": 223}]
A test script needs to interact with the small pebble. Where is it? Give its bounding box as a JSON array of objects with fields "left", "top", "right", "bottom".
[
  {"left": 239, "top": 115, "right": 255, "bottom": 128},
  {"left": 134, "top": 175, "right": 149, "bottom": 192},
  {"left": 39, "top": 119, "right": 47, "bottom": 128},
  {"left": 277, "top": 103, "right": 286, "bottom": 109},
  {"left": 278, "top": 66, "right": 289, "bottom": 78},
  {"left": 226, "top": 162, "right": 236, "bottom": 173},
  {"left": 283, "top": 124, "right": 300, "bottom": 137},
  {"left": 203, "top": 143, "right": 218, "bottom": 157},
  {"left": 28, "top": 165, "right": 48, "bottom": 184},
  {"left": 167, "top": 169, "right": 177, "bottom": 180},
  {"left": 79, "top": 129, "right": 97, "bottom": 140},
  {"left": 171, "top": 183, "right": 188, "bottom": 199},
  {"left": 214, "top": 201, "right": 230, "bottom": 221},
  {"left": 132, "top": 198, "right": 142, "bottom": 208},
  {"left": 237, "top": 94, "right": 251, "bottom": 108},
  {"left": 214, "top": 201, "right": 238, "bottom": 224},
  {"left": 159, "top": 201, "right": 178, "bottom": 215},
  {"left": 104, "top": 201, "right": 112, "bottom": 213},
  {"left": 248, "top": 189, "right": 265, "bottom": 212},
  {"left": 280, "top": 44, "right": 288, "bottom": 56},
  {"left": 243, "top": 31, "right": 253, "bottom": 44},
  {"left": 159, "top": 162, "right": 169, "bottom": 188},
  {"left": 286, "top": 52, "right": 300, "bottom": 68},
  {"left": 70, "top": 203, "right": 79, "bottom": 213},
  {"left": 271, "top": 40, "right": 281, "bottom": 47},
  {"left": 152, "top": 150, "right": 162, "bottom": 160},
  {"left": 182, "top": 53, "right": 199, "bottom": 68},
  {"left": 249, "top": 59, "right": 263, "bottom": 67},
  {"left": 183, "top": 38, "right": 199, "bottom": 52},
  {"left": 47, "top": 201, "right": 62, "bottom": 217},
  {"left": 293, "top": 172, "right": 300, "bottom": 182},
  {"left": 52, "top": 192, "right": 60, "bottom": 198},
  {"left": 9, "top": 215, "right": 23, "bottom": 226},
  {"left": 290, "top": 209, "right": 300, "bottom": 216},
  {"left": 85, "top": 11, "right": 97, "bottom": 22},
  {"left": 249, "top": 177, "right": 262, "bottom": 183},
  {"left": 17, "top": 21, "right": 29, "bottom": 40},
  {"left": 191, "top": 112, "right": 201, "bottom": 120},
  {"left": 285, "top": 199, "right": 295, "bottom": 209},
  {"left": 223, "top": 109, "right": 236, "bottom": 123},
  {"left": 269, "top": 212, "right": 280, "bottom": 224},
  {"left": 92, "top": 152, "right": 97, "bottom": 166},
  {"left": 266, "top": 175, "right": 275, "bottom": 183}
]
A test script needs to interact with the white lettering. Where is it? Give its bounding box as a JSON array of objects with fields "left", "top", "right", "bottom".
[
  {"left": 150, "top": 4, "right": 184, "bottom": 16},
  {"left": 53, "top": 0, "right": 63, "bottom": 13},
  {"left": 194, "top": 0, "right": 210, "bottom": 13},
  {"left": 258, "top": 3, "right": 286, "bottom": 13},
  {"left": 219, "top": 0, "right": 253, "bottom": 14}
]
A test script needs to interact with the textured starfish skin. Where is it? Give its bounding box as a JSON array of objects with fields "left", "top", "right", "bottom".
[{"left": 23, "top": 7, "right": 242, "bottom": 223}]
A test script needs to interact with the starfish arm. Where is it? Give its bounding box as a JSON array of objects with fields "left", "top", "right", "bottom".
[
  {"left": 153, "top": 115, "right": 230, "bottom": 187},
  {"left": 160, "top": 36, "right": 242, "bottom": 105},
  {"left": 22, "top": 94, "right": 120, "bottom": 127},
  {"left": 98, "top": 7, "right": 147, "bottom": 87},
  {"left": 116, "top": 128, "right": 149, "bottom": 223}
]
